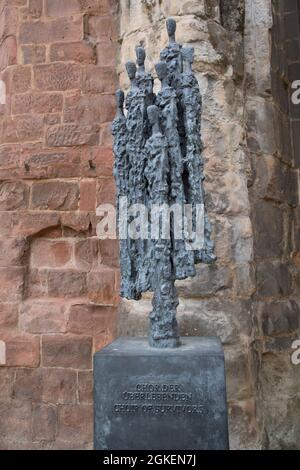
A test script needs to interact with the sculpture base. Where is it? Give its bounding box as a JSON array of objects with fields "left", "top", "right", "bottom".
[{"left": 94, "top": 337, "right": 229, "bottom": 450}]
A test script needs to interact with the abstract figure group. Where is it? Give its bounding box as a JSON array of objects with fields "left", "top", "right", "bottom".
[{"left": 112, "top": 18, "right": 216, "bottom": 348}]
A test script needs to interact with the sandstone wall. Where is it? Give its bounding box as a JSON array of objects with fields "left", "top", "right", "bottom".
[{"left": 0, "top": 0, "right": 119, "bottom": 449}]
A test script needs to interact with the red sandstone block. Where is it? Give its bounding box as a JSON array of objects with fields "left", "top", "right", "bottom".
[
  {"left": 64, "top": 94, "right": 114, "bottom": 125},
  {"left": 0, "top": 237, "right": 29, "bottom": 267},
  {"left": 20, "top": 17, "right": 83, "bottom": 44},
  {"left": 99, "top": 239, "right": 119, "bottom": 267},
  {"left": 48, "top": 270, "right": 87, "bottom": 298},
  {"left": 41, "top": 368, "right": 77, "bottom": 404},
  {"left": 10, "top": 0, "right": 28, "bottom": 5},
  {"left": 81, "top": 66, "right": 117, "bottom": 94},
  {"left": 0, "top": 303, "right": 18, "bottom": 330},
  {"left": 44, "top": 0, "right": 81, "bottom": 17},
  {"left": 12, "top": 93, "right": 63, "bottom": 115},
  {"left": 0, "top": 116, "right": 44, "bottom": 144},
  {"left": 13, "top": 368, "right": 44, "bottom": 401},
  {"left": 11, "top": 212, "right": 60, "bottom": 237},
  {"left": 0, "top": 181, "right": 29, "bottom": 210},
  {"left": 32, "top": 405, "right": 56, "bottom": 442},
  {"left": 0, "top": 401, "right": 32, "bottom": 442},
  {"left": 42, "top": 335, "right": 92, "bottom": 369},
  {"left": 87, "top": 15, "right": 118, "bottom": 42},
  {"left": 87, "top": 267, "right": 118, "bottom": 305},
  {"left": 0, "top": 213, "right": 15, "bottom": 238},
  {"left": 25, "top": 268, "right": 48, "bottom": 298},
  {"left": 0, "top": 144, "right": 19, "bottom": 175},
  {"left": 0, "top": 5, "right": 18, "bottom": 39},
  {"left": 0, "top": 36, "right": 17, "bottom": 71},
  {"left": 20, "top": 147, "right": 81, "bottom": 179},
  {"left": 46, "top": 123, "right": 99, "bottom": 147},
  {"left": 74, "top": 238, "right": 99, "bottom": 271},
  {"left": 31, "top": 239, "right": 73, "bottom": 268},
  {"left": 50, "top": 41, "right": 96, "bottom": 64},
  {"left": 31, "top": 181, "right": 79, "bottom": 210},
  {"left": 57, "top": 404, "right": 93, "bottom": 443},
  {"left": 11, "top": 66, "right": 31, "bottom": 93},
  {"left": 78, "top": 370, "right": 93, "bottom": 404},
  {"left": 33, "top": 63, "right": 80, "bottom": 91},
  {"left": 22, "top": 45, "right": 46, "bottom": 64},
  {"left": 44, "top": 114, "right": 61, "bottom": 126},
  {"left": 28, "top": 0, "right": 43, "bottom": 19},
  {"left": 5, "top": 333, "right": 40, "bottom": 367},
  {"left": 80, "top": 146, "right": 113, "bottom": 177},
  {"left": 67, "top": 303, "right": 118, "bottom": 335},
  {"left": 0, "top": 267, "right": 24, "bottom": 302},
  {"left": 0, "top": 368, "right": 14, "bottom": 400},
  {"left": 20, "top": 300, "right": 68, "bottom": 334},
  {"left": 96, "top": 42, "right": 116, "bottom": 67},
  {"left": 80, "top": 179, "right": 96, "bottom": 211},
  {"left": 97, "top": 177, "right": 116, "bottom": 205},
  {"left": 13, "top": 367, "right": 77, "bottom": 404},
  {"left": 60, "top": 212, "right": 92, "bottom": 234}
]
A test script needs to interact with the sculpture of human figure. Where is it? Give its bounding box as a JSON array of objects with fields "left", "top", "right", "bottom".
[
  {"left": 180, "top": 47, "right": 216, "bottom": 263},
  {"left": 112, "top": 18, "right": 216, "bottom": 348},
  {"left": 123, "top": 61, "right": 148, "bottom": 299},
  {"left": 160, "top": 18, "right": 183, "bottom": 88},
  {"left": 112, "top": 90, "right": 133, "bottom": 298},
  {"left": 135, "top": 46, "right": 155, "bottom": 100},
  {"left": 155, "top": 61, "right": 196, "bottom": 279},
  {"left": 145, "top": 105, "right": 180, "bottom": 348}
]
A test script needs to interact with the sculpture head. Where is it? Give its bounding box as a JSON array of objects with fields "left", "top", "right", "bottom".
[
  {"left": 166, "top": 18, "right": 176, "bottom": 41},
  {"left": 136, "top": 46, "right": 146, "bottom": 67},
  {"left": 182, "top": 47, "right": 195, "bottom": 69},
  {"left": 125, "top": 61, "right": 137, "bottom": 80},
  {"left": 115, "top": 89, "right": 125, "bottom": 109},
  {"left": 155, "top": 61, "right": 168, "bottom": 82},
  {"left": 147, "top": 105, "right": 159, "bottom": 127}
]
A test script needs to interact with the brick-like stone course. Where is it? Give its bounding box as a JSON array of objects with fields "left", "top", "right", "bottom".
[{"left": 0, "top": 0, "right": 119, "bottom": 450}]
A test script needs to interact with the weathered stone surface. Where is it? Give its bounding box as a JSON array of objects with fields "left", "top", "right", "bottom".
[
  {"left": 34, "top": 63, "right": 81, "bottom": 91},
  {"left": 0, "top": 238, "right": 29, "bottom": 267},
  {"left": 20, "top": 17, "right": 83, "bottom": 44},
  {"left": 13, "top": 367, "right": 77, "bottom": 404},
  {"left": 176, "top": 264, "right": 232, "bottom": 298},
  {"left": 253, "top": 202, "right": 284, "bottom": 259},
  {"left": 12, "top": 93, "right": 63, "bottom": 115},
  {"left": 259, "top": 300, "right": 300, "bottom": 336},
  {"left": 78, "top": 370, "right": 93, "bottom": 404},
  {"left": 32, "top": 405, "right": 57, "bottom": 442},
  {"left": 22, "top": 45, "right": 46, "bottom": 64},
  {"left": 20, "top": 300, "right": 68, "bottom": 334},
  {"left": 0, "top": 303, "right": 19, "bottom": 330},
  {"left": 5, "top": 334, "right": 40, "bottom": 367},
  {"left": 257, "top": 261, "right": 292, "bottom": 298},
  {"left": 48, "top": 270, "right": 87, "bottom": 297},
  {"left": 57, "top": 404, "right": 93, "bottom": 444},
  {"left": 31, "top": 181, "right": 79, "bottom": 210},
  {"left": 42, "top": 335, "right": 92, "bottom": 369},
  {"left": 30, "top": 239, "right": 72, "bottom": 268},
  {"left": 50, "top": 41, "right": 96, "bottom": 64},
  {"left": 46, "top": 124, "right": 99, "bottom": 147}
]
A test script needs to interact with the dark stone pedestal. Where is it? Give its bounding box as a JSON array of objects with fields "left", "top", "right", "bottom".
[{"left": 94, "top": 337, "right": 229, "bottom": 450}]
